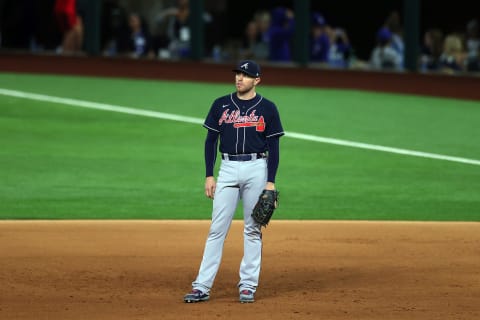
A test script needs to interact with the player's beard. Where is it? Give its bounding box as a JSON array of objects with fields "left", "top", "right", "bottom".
[{"left": 236, "top": 82, "right": 255, "bottom": 96}]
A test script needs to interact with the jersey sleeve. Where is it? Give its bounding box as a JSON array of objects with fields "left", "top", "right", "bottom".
[
  {"left": 204, "top": 130, "right": 219, "bottom": 177},
  {"left": 265, "top": 103, "right": 285, "bottom": 138},
  {"left": 266, "top": 136, "right": 280, "bottom": 182},
  {"left": 203, "top": 100, "right": 220, "bottom": 132}
]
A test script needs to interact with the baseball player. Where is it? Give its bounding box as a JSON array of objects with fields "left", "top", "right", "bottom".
[{"left": 184, "top": 60, "right": 284, "bottom": 303}]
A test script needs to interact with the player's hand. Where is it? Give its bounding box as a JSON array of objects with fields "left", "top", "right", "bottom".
[
  {"left": 265, "top": 182, "right": 275, "bottom": 191},
  {"left": 205, "top": 176, "right": 216, "bottom": 199}
]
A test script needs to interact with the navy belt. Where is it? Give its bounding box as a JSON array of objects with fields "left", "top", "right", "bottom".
[{"left": 222, "top": 153, "right": 267, "bottom": 161}]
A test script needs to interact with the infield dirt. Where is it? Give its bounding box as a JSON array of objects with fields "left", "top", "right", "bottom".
[{"left": 1, "top": 220, "right": 479, "bottom": 320}]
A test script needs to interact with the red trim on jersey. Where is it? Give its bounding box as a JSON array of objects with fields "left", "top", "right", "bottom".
[{"left": 233, "top": 116, "right": 265, "bottom": 132}]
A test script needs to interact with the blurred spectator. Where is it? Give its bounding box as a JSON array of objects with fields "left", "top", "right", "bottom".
[
  {"left": 254, "top": 10, "right": 271, "bottom": 41},
  {"left": 465, "top": 19, "right": 480, "bottom": 72},
  {"left": 54, "top": 0, "right": 83, "bottom": 55},
  {"left": 266, "top": 6, "right": 295, "bottom": 62},
  {"left": 238, "top": 10, "right": 271, "bottom": 61},
  {"left": 118, "top": 12, "right": 154, "bottom": 58},
  {"left": 154, "top": 0, "right": 212, "bottom": 59},
  {"left": 438, "top": 33, "right": 466, "bottom": 74},
  {"left": 240, "top": 21, "right": 258, "bottom": 59},
  {"left": 384, "top": 10, "right": 404, "bottom": 68},
  {"left": 239, "top": 19, "right": 268, "bottom": 61},
  {"left": 310, "top": 12, "right": 330, "bottom": 64},
  {"left": 327, "top": 27, "right": 352, "bottom": 68},
  {"left": 369, "top": 27, "right": 403, "bottom": 71},
  {"left": 419, "top": 28, "right": 444, "bottom": 72},
  {"left": 154, "top": 0, "right": 190, "bottom": 59},
  {"left": 309, "top": 12, "right": 352, "bottom": 68}
]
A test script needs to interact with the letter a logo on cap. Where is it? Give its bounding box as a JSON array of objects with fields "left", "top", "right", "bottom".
[{"left": 240, "top": 62, "right": 249, "bottom": 70}]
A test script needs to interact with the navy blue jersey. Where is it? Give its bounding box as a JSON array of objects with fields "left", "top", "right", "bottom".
[{"left": 203, "top": 92, "right": 284, "bottom": 154}]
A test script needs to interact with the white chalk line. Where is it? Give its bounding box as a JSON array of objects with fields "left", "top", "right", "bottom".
[{"left": 1, "top": 88, "right": 479, "bottom": 166}]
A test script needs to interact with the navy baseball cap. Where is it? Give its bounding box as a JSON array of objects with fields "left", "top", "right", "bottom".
[
  {"left": 232, "top": 60, "right": 261, "bottom": 77},
  {"left": 377, "top": 27, "right": 392, "bottom": 42},
  {"left": 312, "top": 12, "right": 326, "bottom": 27}
]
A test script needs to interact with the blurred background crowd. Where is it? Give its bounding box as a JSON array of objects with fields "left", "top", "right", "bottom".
[{"left": 0, "top": 0, "right": 479, "bottom": 75}]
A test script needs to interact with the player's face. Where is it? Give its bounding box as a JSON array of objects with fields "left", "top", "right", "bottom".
[{"left": 235, "top": 72, "right": 260, "bottom": 94}]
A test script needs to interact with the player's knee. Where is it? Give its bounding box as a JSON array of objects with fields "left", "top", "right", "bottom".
[
  {"left": 208, "top": 227, "right": 228, "bottom": 240},
  {"left": 243, "top": 227, "right": 261, "bottom": 239}
]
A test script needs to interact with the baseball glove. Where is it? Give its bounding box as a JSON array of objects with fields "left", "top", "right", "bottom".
[{"left": 251, "top": 190, "right": 279, "bottom": 227}]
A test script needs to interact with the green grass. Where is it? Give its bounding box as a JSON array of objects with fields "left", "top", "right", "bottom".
[{"left": 1, "top": 72, "right": 480, "bottom": 221}]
